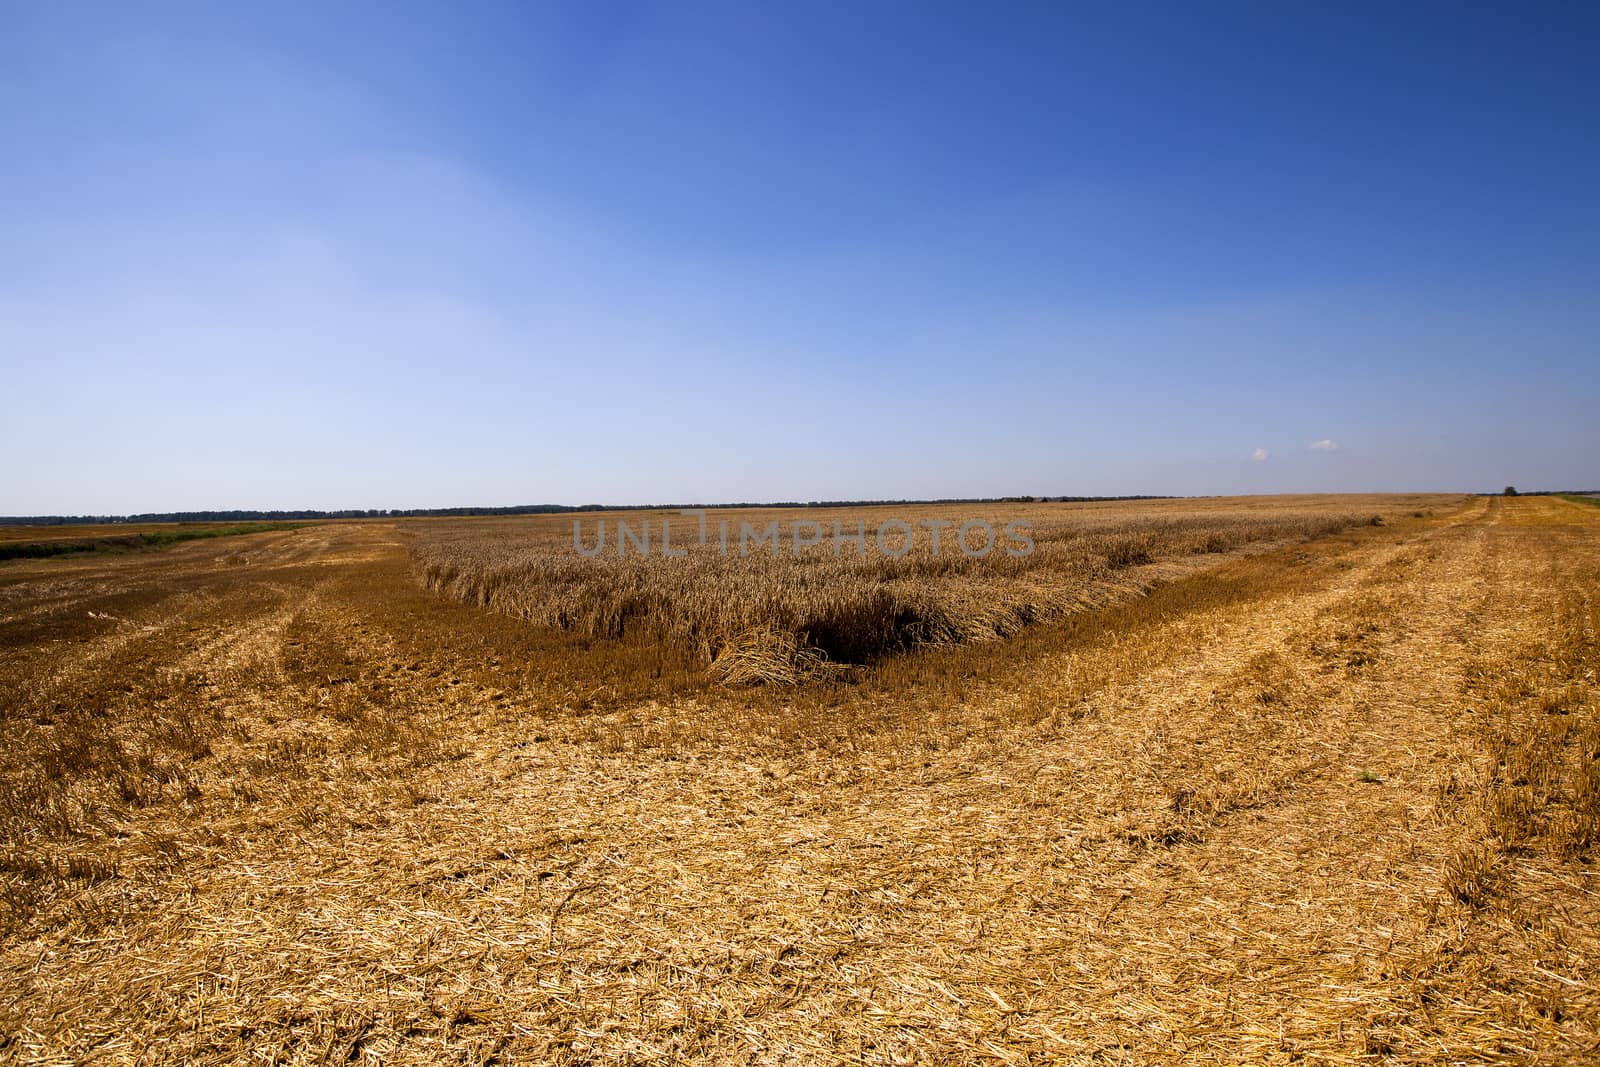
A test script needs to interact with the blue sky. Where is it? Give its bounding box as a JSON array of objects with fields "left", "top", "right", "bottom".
[{"left": 3, "top": 2, "right": 1596, "bottom": 512}]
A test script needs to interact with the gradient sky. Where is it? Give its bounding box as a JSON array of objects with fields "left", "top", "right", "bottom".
[{"left": 3, "top": 2, "right": 1597, "bottom": 513}]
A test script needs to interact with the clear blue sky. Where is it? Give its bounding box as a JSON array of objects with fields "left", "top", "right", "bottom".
[{"left": 3, "top": 2, "right": 1596, "bottom": 512}]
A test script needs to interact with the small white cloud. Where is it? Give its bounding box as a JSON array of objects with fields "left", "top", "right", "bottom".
[
  {"left": 1309, "top": 439, "right": 1339, "bottom": 452},
  {"left": 1252, "top": 447, "right": 1270, "bottom": 461}
]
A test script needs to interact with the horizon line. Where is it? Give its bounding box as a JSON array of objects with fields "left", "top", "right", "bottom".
[{"left": 7, "top": 488, "right": 1591, "bottom": 526}]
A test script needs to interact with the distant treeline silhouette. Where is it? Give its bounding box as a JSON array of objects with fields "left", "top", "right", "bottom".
[
  {"left": 1, "top": 496, "right": 1171, "bottom": 526},
  {"left": 1491, "top": 489, "right": 1600, "bottom": 498}
]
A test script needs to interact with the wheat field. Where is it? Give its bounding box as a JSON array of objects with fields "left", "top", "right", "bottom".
[
  {"left": 410, "top": 496, "right": 1443, "bottom": 682},
  {"left": 3, "top": 494, "right": 1599, "bottom": 1063}
]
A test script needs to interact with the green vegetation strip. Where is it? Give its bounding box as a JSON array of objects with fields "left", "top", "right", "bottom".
[
  {"left": 0, "top": 523, "right": 309, "bottom": 561},
  {"left": 1559, "top": 494, "right": 1600, "bottom": 509}
]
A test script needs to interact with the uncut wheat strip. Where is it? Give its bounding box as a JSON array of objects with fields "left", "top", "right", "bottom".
[{"left": 405, "top": 501, "right": 1438, "bottom": 670}]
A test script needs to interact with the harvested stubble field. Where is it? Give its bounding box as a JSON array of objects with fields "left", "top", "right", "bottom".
[
  {"left": 3, "top": 493, "right": 1599, "bottom": 1064},
  {"left": 0, "top": 523, "right": 282, "bottom": 545},
  {"left": 0, "top": 522, "right": 308, "bottom": 561}
]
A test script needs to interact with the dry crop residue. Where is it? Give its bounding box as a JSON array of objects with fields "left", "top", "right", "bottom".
[{"left": 2, "top": 497, "right": 1596, "bottom": 1063}]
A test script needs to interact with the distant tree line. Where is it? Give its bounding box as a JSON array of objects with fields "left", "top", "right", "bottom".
[
  {"left": 1488, "top": 489, "right": 1599, "bottom": 498},
  {"left": 1, "top": 495, "right": 1173, "bottom": 526}
]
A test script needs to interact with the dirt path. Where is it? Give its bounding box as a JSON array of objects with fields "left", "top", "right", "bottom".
[{"left": 2, "top": 500, "right": 1596, "bottom": 1064}]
